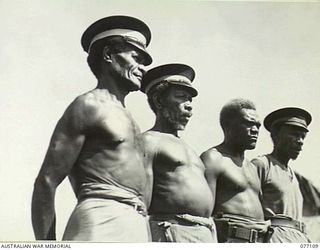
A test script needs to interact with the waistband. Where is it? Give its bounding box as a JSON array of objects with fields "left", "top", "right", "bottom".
[
  {"left": 149, "top": 214, "right": 215, "bottom": 230},
  {"left": 214, "top": 214, "right": 272, "bottom": 243},
  {"left": 77, "top": 182, "right": 147, "bottom": 216},
  {"left": 229, "top": 226, "right": 267, "bottom": 242},
  {"left": 268, "top": 217, "right": 306, "bottom": 234},
  {"left": 214, "top": 213, "right": 271, "bottom": 232}
]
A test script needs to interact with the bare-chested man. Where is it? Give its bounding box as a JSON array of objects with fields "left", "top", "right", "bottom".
[
  {"left": 201, "top": 98, "right": 271, "bottom": 243},
  {"left": 140, "top": 64, "right": 217, "bottom": 242},
  {"left": 31, "top": 16, "right": 153, "bottom": 242},
  {"left": 251, "top": 107, "right": 312, "bottom": 242}
]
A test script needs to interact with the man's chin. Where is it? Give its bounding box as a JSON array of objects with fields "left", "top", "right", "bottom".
[
  {"left": 247, "top": 143, "right": 257, "bottom": 150},
  {"left": 175, "top": 124, "right": 187, "bottom": 131},
  {"left": 125, "top": 80, "right": 141, "bottom": 92},
  {"left": 290, "top": 151, "right": 301, "bottom": 160},
  {"left": 129, "top": 87, "right": 139, "bottom": 92},
  {"left": 130, "top": 82, "right": 141, "bottom": 91}
]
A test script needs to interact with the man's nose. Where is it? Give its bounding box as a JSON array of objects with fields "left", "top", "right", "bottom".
[
  {"left": 184, "top": 103, "right": 193, "bottom": 112},
  {"left": 251, "top": 125, "right": 259, "bottom": 134},
  {"left": 296, "top": 137, "right": 304, "bottom": 145},
  {"left": 138, "top": 64, "right": 147, "bottom": 75}
]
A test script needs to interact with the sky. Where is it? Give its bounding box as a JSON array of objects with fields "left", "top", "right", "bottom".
[{"left": 0, "top": 0, "right": 319, "bottom": 241}]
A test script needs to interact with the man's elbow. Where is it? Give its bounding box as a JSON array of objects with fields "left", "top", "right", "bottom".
[{"left": 33, "top": 174, "right": 58, "bottom": 195}]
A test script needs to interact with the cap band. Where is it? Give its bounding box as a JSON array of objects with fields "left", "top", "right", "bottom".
[
  {"left": 145, "top": 75, "right": 192, "bottom": 94},
  {"left": 271, "top": 116, "right": 308, "bottom": 129},
  {"left": 88, "top": 28, "right": 147, "bottom": 51}
]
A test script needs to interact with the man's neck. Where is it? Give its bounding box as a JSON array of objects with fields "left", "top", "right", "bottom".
[
  {"left": 270, "top": 149, "right": 290, "bottom": 167},
  {"left": 218, "top": 141, "right": 246, "bottom": 165},
  {"left": 151, "top": 117, "right": 178, "bottom": 137},
  {"left": 97, "top": 74, "right": 129, "bottom": 106}
]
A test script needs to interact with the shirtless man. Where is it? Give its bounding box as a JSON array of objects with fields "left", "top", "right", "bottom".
[
  {"left": 201, "top": 98, "right": 271, "bottom": 243},
  {"left": 251, "top": 107, "right": 312, "bottom": 242},
  {"left": 140, "top": 64, "right": 216, "bottom": 242},
  {"left": 31, "top": 16, "right": 153, "bottom": 242}
]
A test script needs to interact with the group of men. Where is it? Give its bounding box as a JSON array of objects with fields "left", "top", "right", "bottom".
[{"left": 31, "top": 15, "right": 312, "bottom": 243}]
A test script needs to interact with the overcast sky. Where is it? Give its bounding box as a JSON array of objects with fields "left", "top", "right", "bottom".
[{"left": 0, "top": 0, "right": 319, "bottom": 240}]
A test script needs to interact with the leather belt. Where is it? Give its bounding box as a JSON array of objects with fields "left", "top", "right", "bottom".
[
  {"left": 149, "top": 214, "right": 213, "bottom": 230},
  {"left": 214, "top": 220, "right": 271, "bottom": 243},
  {"left": 270, "top": 218, "right": 306, "bottom": 234},
  {"left": 228, "top": 226, "right": 266, "bottom": 243},
  {"left": 150, "top": 216, "right": 197, "bottom": 226}
]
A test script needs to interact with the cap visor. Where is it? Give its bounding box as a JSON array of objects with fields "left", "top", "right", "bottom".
[
  {"left": 126, "top": 41, "right": 152, "bottom": 65},
  {"left": 172, "top": 82, "right": 198, "bottom": 97}
]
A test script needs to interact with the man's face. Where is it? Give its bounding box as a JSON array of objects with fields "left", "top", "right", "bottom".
[
  {"left": 160, "top": 86, "right": 193, "bottom": 131},
  {"left": 274, "top": 125, "right": 307, "bottom": 160},
  {"left": 229, "top": 108, "right": 261, "bottom": 150},
  {"left": 109, "top": 45, "right": 147, "bottom": 91}
]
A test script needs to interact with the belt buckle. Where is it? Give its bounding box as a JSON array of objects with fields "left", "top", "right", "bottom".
[
  {"left": 133, "top": 204, "right": 146, "bottom": 216},
  {"left": 249, "top": 229, "right": 258, "bottom": 243},
  {"left": 299, "top": 222, "right": 306, "bottom": 233},
  {"left": 294, "top": 221, "right": 301, "bottom": 232}
]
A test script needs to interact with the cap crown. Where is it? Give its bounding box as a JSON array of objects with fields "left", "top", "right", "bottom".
[
  {"left": 141, "top": 63, "right": 197, "bottom": 97},
  {"left": 81, "top": 16, "right": 152, "bottom": 65},
  {"left": 81, "top": 15, "right": 151, "bottom": 52},
  {"left": 264, "top": 107, "right": 312, "bottom": 132}
]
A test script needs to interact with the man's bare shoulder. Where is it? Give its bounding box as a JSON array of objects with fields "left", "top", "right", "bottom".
[
  {"left": 61, "top": 93, "right": 97, "bottom": 126},
  {"left": 141, "top": 130, "right": 166, "bottom": 146},
  {"left": 140, "top": 130, "right": 167, "bottom": 160},
  {"left": 142, "top": 130, "right": 183, "bottom": 147},
  {"left": 251, "top": 155, "right": 267, "bottom": 167},
  {"left": 72, "top": 89, "right": 119, "bottom": 111},
  {"left": 251, "top": 155, "right": 269, "bottom": 169},
  {"left": 142, "top": 130, "right": 159, "bottom": 137},
  {"left": 63, "top": 90, "right": 120, "bottom": 126},
  {"left": 200, "top": 147, "right": 225, "bottom": 170},
  {"left": 201, "top": 147, "right": 223, "bottom": 161},
  {"left": 65, "top": 91, "right": 101, "bottom": 115}
]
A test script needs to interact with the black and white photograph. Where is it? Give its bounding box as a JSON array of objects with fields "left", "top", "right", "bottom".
[{"left": 0, "top": 0, "right": 319, "bottom": 245}]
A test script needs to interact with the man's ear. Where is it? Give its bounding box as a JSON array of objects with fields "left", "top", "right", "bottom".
[
  {"left": 103, "top": 46, "right": 112, "bottom": 63},
  {"left": 152, "top": 94, "right": 163, "bottom": 109}
]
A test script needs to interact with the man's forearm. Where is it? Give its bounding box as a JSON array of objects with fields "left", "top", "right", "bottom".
[{"left": 31, "top": 182, "right": 57, "bottom": 240}]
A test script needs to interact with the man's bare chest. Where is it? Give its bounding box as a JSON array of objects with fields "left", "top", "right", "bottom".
[
  {"left": 90, "top": 107, "right": 140, "bottom": 143},
  {"left": 220, "top": 161, "right": 261, "bottom": 192},
  {"left": 156, "top": 138, "right": 203, "bottom": 171}
]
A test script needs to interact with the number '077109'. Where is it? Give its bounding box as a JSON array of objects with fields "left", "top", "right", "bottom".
[{"left": 300, "top": 244, "right": 319, "bottom": 248}]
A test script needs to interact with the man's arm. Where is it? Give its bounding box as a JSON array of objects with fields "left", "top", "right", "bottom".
[
  {"left": 31, "top": 98, "right": 88, "bottom": 240},
  {"left": 140, "top": 132, "right": 160, "bottom": 209},
  {"left": 251, "top": 157, "right": 268, "bottom": 185},
  {"left": 200, "top": 149, "right": 223, "bottom": 209}
]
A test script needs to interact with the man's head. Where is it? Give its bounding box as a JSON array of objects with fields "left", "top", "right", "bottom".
[
  {"left": 220, "top": 98, "right": 261, "bottom": 150},
  {"left": 81, "top": 16, "right": 152, "bottom": 91},
  {"left": 264, "top": 107, "right": 312, "bottom": 160},
  {"left": 142, "top": 64, "right": 197, "bottom": 131}
]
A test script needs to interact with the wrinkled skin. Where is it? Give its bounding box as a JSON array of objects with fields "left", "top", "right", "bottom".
[{"left": 160, "top": 87, "right": 193, "bottom": 131}]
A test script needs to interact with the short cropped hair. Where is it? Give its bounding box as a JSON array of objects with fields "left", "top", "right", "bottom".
[
  {"left": 87, "top": 37, "right": 130, "bottom": 79},
  {"left": 220, "top": 98, "right": 256, "bottom": 131},
  {"left": 147, "top": 82, "right": 171, "bottom": 114}
]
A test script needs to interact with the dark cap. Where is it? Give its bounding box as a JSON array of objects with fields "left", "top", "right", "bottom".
[
  {"left": 141, "top": 63, "right": 197, "bottom": 97},
  {"left": 264, "top": 107, "right": 312, "bottom": 132},
  {"left": 81, "top": 15, "right": 152, "bottom": 65}
]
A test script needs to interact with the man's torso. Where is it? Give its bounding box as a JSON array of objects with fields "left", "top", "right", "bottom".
[
  {"left": 208, "top": 147, "right": 264, "bottom": 219},
  {"left": 144, "top": 131, "right": 213, "bottom": 217},
  {"left": 252, "top": 154, "right": 304, "bottom": 220},
  {"left": 68, "top": 89, "right": 147, "bottom": 197}
]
